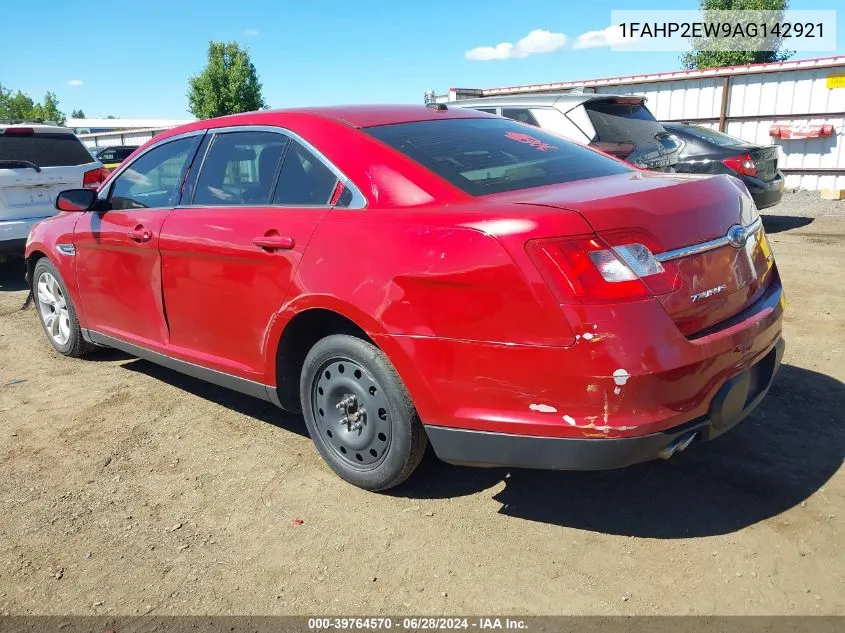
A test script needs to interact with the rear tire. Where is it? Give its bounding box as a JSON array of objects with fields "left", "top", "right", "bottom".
[
  {"left": 299, "top": 334, "right": 427, "bottom": 491},
  {"left": 32, "top": 258, "right": 92, "bottom": 358}
]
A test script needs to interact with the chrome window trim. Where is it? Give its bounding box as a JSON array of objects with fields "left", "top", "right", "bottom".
[
  {"left": 184, "top": 124, "right": 367, "bottom": 210},
  {"left": 654, "top": 216, "right": 763, "bottom": 263},
  {"left": 96, "top": 129, "right": 206, "bottom": 202}
]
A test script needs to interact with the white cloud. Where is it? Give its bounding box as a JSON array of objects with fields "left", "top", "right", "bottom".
[
  {"left": 244, "top": 28, "right": 259, "bottom": 36},
  {"left": 573, "top": 25, "right": 632, "bottom": 49},
  {"left": 67, "top": 79, "right": 83, "bottom": 86},
  {"left": 465, "top": 29, "right": 567, "bottom": 61}
]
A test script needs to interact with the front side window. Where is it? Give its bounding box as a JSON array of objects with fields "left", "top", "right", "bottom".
[
  {"left": 272, "top": 140, "right": 339, "bottom": 206},
  {"left": 193, "top": 131, "right": 288, "bottom": 206},
  {"left": 109, "top": 136, "right": 198, "bottom": 210},
  {"left": 364, "top": 117, "right": 633, "bottom": 196}
]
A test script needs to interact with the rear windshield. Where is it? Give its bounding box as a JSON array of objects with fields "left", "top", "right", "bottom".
[
  {"left": 363, "top": 118, "right": 633, "bottom": 196},
  {"left": 583, "top": 100, "right": 664, "bottom": 144},
  {"left": 0, "top": 132, "right": 94, "bottom": 168},
  {"left": 666, "top": 124, "right": 749, "bottom": 148}
]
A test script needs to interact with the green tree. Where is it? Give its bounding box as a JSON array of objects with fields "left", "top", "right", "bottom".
[
  {"left": 187, "top": 41, "right": 267, "bottom": 119},
  {"left": 681, "top": 0, "right": 794, "bottom": 69},
  {"left": 0, "top": 86, "right": 65, "bottom": 124},
  {"left": 31, "top": 91, "right": 65, "bottom": 125},
  {"left": 5, "top": 90, "right": 35, "bottom": 120},
  {"left": 71, "top": 109, "right": 85, "bottom": 118}
]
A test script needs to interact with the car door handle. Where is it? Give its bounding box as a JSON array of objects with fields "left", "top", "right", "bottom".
[
  {"left": 128, "top": 228, "right": 152, "bottom": 243},
  {"left": 253, "top": 236, "right": 295, "bottom": 250}
]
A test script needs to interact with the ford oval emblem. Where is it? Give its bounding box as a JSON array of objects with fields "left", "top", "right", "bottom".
[{"left": 727, "top": 225, "right": 749, "bottom": 248}]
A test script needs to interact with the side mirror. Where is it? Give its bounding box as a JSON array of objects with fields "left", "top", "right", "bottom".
[{"left": 56, "top": 189, "right": 97, "bottom": 212}]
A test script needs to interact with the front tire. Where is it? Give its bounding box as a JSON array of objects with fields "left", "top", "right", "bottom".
[
  {"left": 299, "top": 334, "right": 427, "bottom": 491},
  {"left": 32, "top": 258, "right": 92, "bottom": 357}
]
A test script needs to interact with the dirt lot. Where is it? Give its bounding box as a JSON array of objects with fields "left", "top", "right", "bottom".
[{"left": 1, "top": 193, "right": 843, "bottom": 616}]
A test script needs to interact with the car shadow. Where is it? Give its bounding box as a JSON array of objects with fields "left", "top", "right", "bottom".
[
  {"left": 103, "top": 355, "right": 843, "bottom": 538},
  {"left": 0, "top": 258, "right": 28, "bottom": 292},
  {"left": 120, "top": 357, "right": 308, "bottom": 438},
  {"left": 762, "top": 214, "right": 814, "bottom": 234},
  {"left": 397, "top": 364, "right": 845, "bottom": 538}
]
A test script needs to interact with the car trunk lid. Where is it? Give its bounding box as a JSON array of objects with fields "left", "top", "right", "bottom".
[
  {"left": 494, "top": 172, "right": 775, "bottom": 336},
  {"left": 748, "top": 145, "right": 779, "bottom": 181}
]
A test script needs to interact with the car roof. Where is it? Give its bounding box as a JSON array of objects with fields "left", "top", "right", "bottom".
[
  {"left": 168, "top": 105, "right": 490, "bottom": 133},
  {"left": 448, "top": 92, "right": 644, "bottom": 108}
]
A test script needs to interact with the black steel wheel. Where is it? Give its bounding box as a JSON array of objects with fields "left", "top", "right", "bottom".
[{"left": 300, "top": 334, "right": 427, "bottom": 491}]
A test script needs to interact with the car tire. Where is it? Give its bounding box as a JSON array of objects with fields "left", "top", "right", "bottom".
[
  {"left": 299, "top": 334, "right": 428, "bottom": 491},
  {"left": 32, "top": 258, "right": 92, "bottom": 358}
]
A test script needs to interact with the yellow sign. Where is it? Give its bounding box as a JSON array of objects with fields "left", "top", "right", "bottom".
[{"left": 827, "top": 73, "right": 845, "bottom": 89}]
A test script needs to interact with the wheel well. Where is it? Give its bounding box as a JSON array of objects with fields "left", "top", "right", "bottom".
[
  {"left": 25, "top": 251, "right": 47, "bottom": 289},
  {"left": 274, "top": 309, "right": 374, "bottom": 413}
]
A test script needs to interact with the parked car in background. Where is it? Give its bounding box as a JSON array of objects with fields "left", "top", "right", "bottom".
[
  {"left": 450, "top": 93, "right": 682, "bottom": 171},
  {"left": 90, "top": 145, "right": 139, "bottom": 173},
  {"left": 1, "top": 124, "right": 107, "bottom": 263},
  {"left": 25, "top": 105, "right": 784, "bottom": 490},
  {"left": 661, "top": 122, "right": 784, "bottom": 209}
]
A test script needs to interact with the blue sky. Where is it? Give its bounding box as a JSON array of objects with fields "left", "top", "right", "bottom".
[{"left": 1, "top": 0, "right": 842, "bottom": 118}]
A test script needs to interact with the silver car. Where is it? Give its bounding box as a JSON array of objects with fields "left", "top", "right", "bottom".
[{"left": 449, "top": 93, "right": 682, "bottom": 171}]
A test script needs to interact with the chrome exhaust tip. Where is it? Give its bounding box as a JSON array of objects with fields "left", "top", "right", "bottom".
[{"left": 658, "top": 431, "right": 698, "bottom": 460}]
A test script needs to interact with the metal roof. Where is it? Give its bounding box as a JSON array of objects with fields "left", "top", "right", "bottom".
[
  {"left": 462, "top": 55, "right": 845, "bottom": 97},
  {"left": 448, "top": 93, "right": 635, "bottom": 108}
]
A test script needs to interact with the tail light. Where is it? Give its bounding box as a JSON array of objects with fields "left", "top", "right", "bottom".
[
  {"left": 613, "top": 97, "right": 644, "bottom": 105},
  {"left": 2, "top": 127, "right": 34, "bottom": 136},
  {"left": 527, "top": 230, "right": 680, "bottom": 305},
  {"left": 82, "top": 167, "right": 108, "bottom": 189},
  {"left": 591, "top": 141, "right": 635, "bottom": 159},
  {"left": 722, "top": 153, "right": 757, "bottom": 177}
]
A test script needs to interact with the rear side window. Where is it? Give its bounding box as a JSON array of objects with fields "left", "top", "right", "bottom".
[
  {"left": 273, "top": 140, "right": 339, "bottom": 206},
  {"left": 669, "top": 125, "right": 748, "bottom": 148},
  {"left": 193, "top": 131, "right": 288, "bottom": 206},
  {"left": 0, "top": 131, "right": 94, "bottom": 167},
  {"left": 583, "top": 100, "right": 664, "bottom": 143},
  {"left": 502, "top": 108, "right": 539, "bottom": 127},
  {"left": 363, "top": 118, "right": 632, "bottom": 196}
]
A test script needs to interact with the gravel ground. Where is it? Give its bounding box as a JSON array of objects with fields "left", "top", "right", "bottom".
[
  {"left": 764, "top": 189, "right": 845, "bottom": 218},
  {"left": 0, "top": 192, "right": 843, "bottom": 617}
]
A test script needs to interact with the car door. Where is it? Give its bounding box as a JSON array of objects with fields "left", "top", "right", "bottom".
[
  {"left": 74, "top": 133, "right": 202, "bottom": 347},
  {"left": 158, "top": 127, "right": 348, "bottom": 381}
]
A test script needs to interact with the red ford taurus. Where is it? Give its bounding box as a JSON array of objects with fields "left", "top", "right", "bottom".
[{"left": 24, "top": 105, "right": 785, "bottom": 490}]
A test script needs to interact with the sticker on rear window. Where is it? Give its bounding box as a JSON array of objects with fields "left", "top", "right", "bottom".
[{"left": 504, "top": 131, "right": 558, "bottom": 152}]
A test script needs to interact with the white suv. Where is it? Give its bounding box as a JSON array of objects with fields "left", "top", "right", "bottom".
[{"left": 1, "top": 124, "right": 106, "bottom": 262}]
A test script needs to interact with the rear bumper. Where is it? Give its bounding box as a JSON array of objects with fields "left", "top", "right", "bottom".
[
  {"left": 426, "top": 337, "right": 785, "bottom": 470},
  {"left": 744, "top": 173, "right": 784, "bottom": 209}
]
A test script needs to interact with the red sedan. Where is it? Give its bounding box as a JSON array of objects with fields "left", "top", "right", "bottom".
[{"left": 24, "top": 105, "right": 785, "bottom": 491}]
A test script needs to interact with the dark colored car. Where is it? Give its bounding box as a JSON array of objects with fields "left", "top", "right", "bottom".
[
  {"left": 662, "top": 123, "right": 784, "bottom": 209},
  {"left": 452, "top": 94, "right": 682, "bottom": 172},
  {"left": 25, "top": 105, "right": 784, "bottom": 491},
  {"left": 90, "top": 145, "right": 139, "bottom": 173}
]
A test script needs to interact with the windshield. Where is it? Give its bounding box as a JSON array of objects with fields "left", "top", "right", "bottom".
[{"left": 363, "top": 117, "right": 633, "bottom": 196}]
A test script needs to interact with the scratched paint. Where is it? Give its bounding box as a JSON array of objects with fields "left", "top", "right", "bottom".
[
  {"left": 529, "top": 403, "right": 557, "bottom": 413},
  {"left": 562, "top": 414, "right": 576, "bottom": 426},
  {"left": 582, "top": 332, "right": 594, "bottom": 340},
  {"left": 613, "top": 369, "right": 631, "bottom": 386}
]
